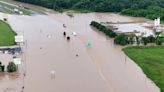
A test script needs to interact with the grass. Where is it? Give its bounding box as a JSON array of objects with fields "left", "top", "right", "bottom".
[
  {"left": 0, "top": 20, "right": 16, "bottom": 46},
  {"left": 123, "top": 46, "right": 164, "bottom": 92}
]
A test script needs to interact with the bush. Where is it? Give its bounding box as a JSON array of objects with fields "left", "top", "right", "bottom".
[
  {"left": 114, "top": 34, "right": 128, "bottom": 45},
  {"left": 3, "top": 18, "right": 7, "bottom": 21},
  {"left": 147, "top": 35, "right": 155, "bottom": 43},
  {"left": 142, "top": 37, "right": 149, "bottom": 45},
  {"left": 156, "top": 37, "right": 163, "bottom": 45},
  {"left": 1, "top": 65, "right": 5, "bottom": 72},
  {"left": 7, "top": 62, "right": 17, "bottom": 72}
]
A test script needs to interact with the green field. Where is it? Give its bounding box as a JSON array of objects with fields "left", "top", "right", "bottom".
[
  {"left": 123, "top": 46, "right": 164, "bottom": 92},
  {"left": 0, "top": 20, "right": 16, "bottom": 46}
]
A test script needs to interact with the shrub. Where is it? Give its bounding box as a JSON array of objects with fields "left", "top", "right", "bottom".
[
  {"left": 147, "top": 35, "right": 155, "bottom": 43},
  {"left": 114, "top": 34, "right": 128, "bottom": 45},
  {"left": 142, "top": 37, "right": 149, "bottom": 45},
  {"left": 3, "top": 18, "right": 7, "bottom": 21},
  {"left": 1, "top": 65, "right": 5, "bottom": 72},
  {"left": 7, "top": 62, "right": 17, "bottom": 72},
  {"left": 156, "top": 37, "right": 163, "bottom": 45}
]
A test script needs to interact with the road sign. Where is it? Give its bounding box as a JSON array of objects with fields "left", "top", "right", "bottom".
[
  {"left": 86, "top": 42, "right": 92, "bottom": 48},
  {"left": 15, "top": 35, "right": 24, "bottom": 43},
  {"left": 13, "top": 58, "right": 21, "bottom": 65}
]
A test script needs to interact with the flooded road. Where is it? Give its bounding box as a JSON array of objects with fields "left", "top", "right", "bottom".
[{"left": 0, "top": 5, "right": 160, "bottom": 92}]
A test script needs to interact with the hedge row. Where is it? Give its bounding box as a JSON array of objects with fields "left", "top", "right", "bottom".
[
  {"left": 114, "top": 35, "right": 164, "bottom": 46},
  {"left": 114, "top": 34, "right": 128, "bottom": 45},
  {"left": 90, "top": 21, "right": 117, "bottom": 38}
]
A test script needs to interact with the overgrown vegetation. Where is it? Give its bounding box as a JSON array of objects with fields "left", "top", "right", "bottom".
[
  {"left": 123, "top": 46, "right": 164, "bottom": 92},
  {"left": 15, "top": 0, "right": 164, "bottom": 21},
  {"left": 0, "top": 20, "right": 16, "bottom": 46}
]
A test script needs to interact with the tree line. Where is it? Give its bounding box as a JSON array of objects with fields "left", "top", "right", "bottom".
[{"left": 14, "top": 0, "right": 164, "bottom": 21}]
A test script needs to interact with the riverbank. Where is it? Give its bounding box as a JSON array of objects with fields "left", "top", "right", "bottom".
[{"left": 123, "top": 46, "right": 164, "bottom": 92}]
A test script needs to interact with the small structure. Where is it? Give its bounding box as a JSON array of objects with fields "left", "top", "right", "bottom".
[
  {"left": 14, "top": 8, "right": 23, "bottom": 14},
  {"left": 14, "top": 8, "right": 19, "bottom": 14},
  {"left": 0, "top": 47, "right": 22, "bottom": 55},
  {"left": 154, "top": 17, "right": 160, "bottom": 27},
  {"left": 13, "top": 58, "right": 21, "bottom": 71},
  {"left": 13, "top": 58, "right": 21, "bottom": 65},
  {"left": 19, "top": 11, "right": 23, "bottom": 15},
  {"left": 154, "top": 17, "right": 162, "bottom": 32}
]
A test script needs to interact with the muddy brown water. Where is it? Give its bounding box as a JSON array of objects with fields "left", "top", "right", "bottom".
[{"left": 0, "top": 5, "right": 160, "bottom": 92}]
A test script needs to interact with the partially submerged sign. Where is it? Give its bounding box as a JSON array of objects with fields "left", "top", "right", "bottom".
[
  {"left": 15, "top": 35, "right": 24, "bottom": 43},
  {"left": 13, "top": 58, "right": 21, "bottom": 65},
  {"left": 86, "top": 42, "right": 93, "bottom": 48}
]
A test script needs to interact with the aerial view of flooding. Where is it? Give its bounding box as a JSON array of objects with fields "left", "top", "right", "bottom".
[{"left": 0, "top": 0, "right": 164, "bottom": 92}]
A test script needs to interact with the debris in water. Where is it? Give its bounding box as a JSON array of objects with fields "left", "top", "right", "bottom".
[
  {"left": 76, "top": 54, "right": 79, "bottom": 57},
  {"left": 47, "top": 35, "right": 51, "bottom": 38},
  {"left": 63, "top": 24, "right": 66, "bottom": 28},
  {"left": 72, "top": 32, "right": 77, "bottom": 36}
]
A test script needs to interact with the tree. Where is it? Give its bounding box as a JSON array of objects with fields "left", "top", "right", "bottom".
[
  {"left": 114, "top": 34, "right": 128, "bottom": 45},
  {"left": 7, "top": 62, "right": 17, "bottom": 72},
  {"left": 142, "top": 37, "right": 149, "bottom": 45}
]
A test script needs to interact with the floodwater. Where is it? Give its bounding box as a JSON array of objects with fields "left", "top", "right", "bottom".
[
  {"left": 113, "top": 23, "right": 154, "bottom": 36},
  {"left": 0, "top": 52, "right": 23, "bottom": 92},
  {"left": 0, "top": 3, "right": 160, "bottom": 92}
]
